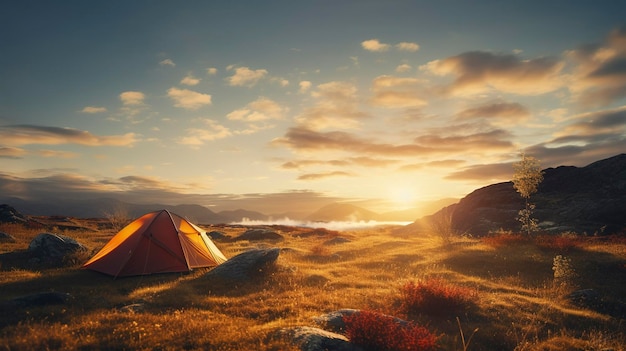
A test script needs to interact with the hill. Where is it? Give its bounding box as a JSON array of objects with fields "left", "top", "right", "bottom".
[{"left": 414, "top": 153, "right": 626, "bottom": 236}]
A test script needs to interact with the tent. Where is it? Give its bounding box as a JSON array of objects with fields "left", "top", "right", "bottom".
[{"left": 83, "top": 209, "right": 227, "bottom": 277}]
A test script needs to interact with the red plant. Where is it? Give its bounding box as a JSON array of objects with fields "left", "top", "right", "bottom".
[
  {"left": 481, "top": 233, "right": 528, "bottom": 248},
  {"left": 535, "top": 234, "right": 582, "bottom": 252},
  {"left": 343, "top": 310, "right": 439, "bottom": 351},
  {"left": 399, "top": 278, "right": 477, "bottom": 317}
]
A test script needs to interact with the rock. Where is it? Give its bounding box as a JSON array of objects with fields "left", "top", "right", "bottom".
[
  {"left": 277, "top": 326, "right": 363, "bottom": 351},
  {"left": 313, "top": 309, "right": 410, "bottom": 333},
  {"left": 27, "top": 233, "right": 87, "bottom": 264},
  {"left": 118, "top": 303, "right": 146, "bottom": 313},
  {"left": 207, "top": 231, "right": 228, "bottom": 240},
  {"left": 0, "top": 231, "right": 16, "bottom": 242},
  {"left": 234, "top": 228, "right": 284, "bottom": 242},
  {"left": 6, "top": 292, "right": 72, "bottom": 307},
  {"left": 567, "top": 289, "right": 600, "bottom": 308},
  {"left": 0, "top": 204, "right": 28, "bottom": 224},
  {"left": 324, "top": 237, "right": 351, "bottom": 245},
  {"left": 205, "top": 248, "right": 280, "bottom": 281}
]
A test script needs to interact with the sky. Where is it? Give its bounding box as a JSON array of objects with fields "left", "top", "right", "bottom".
[{"left": 1, "top": 1, "right": 626, "bottom": 215}]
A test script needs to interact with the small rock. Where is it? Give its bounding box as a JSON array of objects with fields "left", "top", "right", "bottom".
[
  {"left": 567, "top": 289, "right": 600, "bottom": 307},
  {"left": 0, "top": 231, "right": 16, "bottom": 242},
  {"left": 235, "top": 229, "right": 284, "bottom": 242},
  {"left": 8, "top": 292, "right": 72, "bottom": 307},
  {"left": 207, "top": 231, "right": 228, "bottom": 240},
  {"left": 324, "top": 237, "right": 351, "bottom": 245},
  {"left": 118, "top": 303, "right": 146, "bottom": 313},
  {"left": 277, "top": 326, "right": 363, "bottom": 351}
]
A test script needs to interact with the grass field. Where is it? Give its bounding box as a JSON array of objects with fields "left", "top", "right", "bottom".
[{"left": 0, "top": 220, "right": 624, "bottom": 350}]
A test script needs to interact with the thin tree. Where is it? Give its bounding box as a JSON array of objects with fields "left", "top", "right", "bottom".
[{"left": 512, "top": 152, "right": 544, "bottom": 236}]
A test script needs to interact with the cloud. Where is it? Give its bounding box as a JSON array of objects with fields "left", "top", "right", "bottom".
[
  {"left": 362, "top": 39, "right": 419, "bottom": 53},
  {"left": 119, "top": 91, "right": 145, "bottom": 106},
  {"left": 281, "top": 157, "right": 397, "bottom": 170},
  {"left": 424, "top": 51, "right": 564, "bottom": 95},
  {"left": 0, "top": 125, "right": 138, "bottom": 146},
  {"left": 369, "top": 75, "right": 428, "bottom": 108},
  {"left": 361, "top": 39, "right": 391, "bottom": 52},
  {"left": 0, "top": 146, "right": 27, "bottom": 159},
  {"left": 396, "top": 42, "right": 420, "bottom": 52},
  {"left": 207, "top": 67, "right": 218, "bottom": 75},
  {"left": 299, "top": 80, "right": 312, "bottom": 93},
  {"left": 159, "top": 59, "right": 175, "bottom": 67},
  {"left": 553, "top": 105, "right": 626, "bottom": 138},
  {"left": 178, "top": 119, "right": 232, "bottom": 146},
  {"left": 455, "top": 101, "right": 530, "bottom": 125},
  {"left": 567, "top": 25, "right": 626, "bottom": 106},
  {"left": 295, "top": 81, "right": 367, "bottom": 130},
  {"left": 226, "top": 66, "right": 268, "bottom": 87},
  {"left": 167, "top": 87, "right": 212, "bottom": 110},
  {"left": 80, "top": 106, "right": 107, "bottom": 113},
  {"left": 227, "top": 97, "right": 286, "bottom": 122},
  {"left": 180, "top": 74, "right": 201, "bottom": 86},
  {"left": 38, "top": 149, "right": 79, "bottom": 158},
  {"left": 274, "top": 126, "right": 513, "bottom": 157},
  {"left": 445, "top": 162, "right": 513, "bottom": 182},
  {"left": 298, "top": 171, "right": 354, "bottom": 181},
  {"left": 395, "top": 64, "right": 412, "bottom": 73}
]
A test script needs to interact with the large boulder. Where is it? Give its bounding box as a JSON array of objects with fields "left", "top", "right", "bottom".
[
  {"left": 205, "top": 248, "right": 280, "bottom": 281},
  {"left": 28, "top": 233, "right": 87, "bottom": 265}
]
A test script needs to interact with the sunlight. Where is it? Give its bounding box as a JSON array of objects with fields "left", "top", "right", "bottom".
[{"left": 387, "top": 185, "right": 419, "bottom": 209}]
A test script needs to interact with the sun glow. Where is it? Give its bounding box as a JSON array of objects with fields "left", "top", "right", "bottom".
[{"left": 387, "top": 185, "right": 419, "bottom": 209}]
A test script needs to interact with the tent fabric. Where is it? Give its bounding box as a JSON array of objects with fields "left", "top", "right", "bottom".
[{"left": 83, "top": 210, "right": 227, "bottom": 277}]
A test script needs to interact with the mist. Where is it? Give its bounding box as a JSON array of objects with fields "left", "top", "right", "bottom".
[{"left": 231, "top": 217, "right": 413, "bottom": 230}]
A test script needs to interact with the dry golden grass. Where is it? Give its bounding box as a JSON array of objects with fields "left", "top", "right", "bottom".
[{"left": 0, "top": 222, "right": 625, "bottom": 350}]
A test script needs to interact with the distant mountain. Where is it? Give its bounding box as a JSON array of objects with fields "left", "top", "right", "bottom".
[
  {"left": 217, "top": 209, "right": 269, "bottom": 222},
  {"left": 306, "top": 202, "right": 378, "bottom": 222},
  {"left": 409, "top": 153, "right": 626, "bottom": 236}
]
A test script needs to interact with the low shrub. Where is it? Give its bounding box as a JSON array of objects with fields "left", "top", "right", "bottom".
[
  {"left": 399, "top": 278, "right": 478, "bottom": 317},
  {"left": 481, "top": 232, "right": 528, "bottom": 248},
  {"left": 343, "top": 310, "right": 439, "bottom": 351},
  {"left": 535, "top": 233, "right": 582, "bottom": 252}
]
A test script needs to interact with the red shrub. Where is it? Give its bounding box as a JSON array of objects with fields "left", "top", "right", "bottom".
[
  {"left": 481, "top": 232, "right": 528, "bottom": 248},
  {"left": 399, "top": 278, "right": 477, "bottom": 317},
  {"left": 535, "top": 234, "right": 582, "bottom": 252},
  {"left": 343, "top": 310, "right": 439, "bottom": 351}
]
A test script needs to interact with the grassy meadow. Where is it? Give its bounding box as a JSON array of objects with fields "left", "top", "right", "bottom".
[{"left": 0, "top": 220, "right": 625, "bottom": 350}]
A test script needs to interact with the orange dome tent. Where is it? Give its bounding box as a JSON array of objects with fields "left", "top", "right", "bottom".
[{"left": 83, "top": 209, "right": 227, "bottom": 277}]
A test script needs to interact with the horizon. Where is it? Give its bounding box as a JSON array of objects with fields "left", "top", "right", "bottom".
[{"left": 2, "top": 2, "right": 626, "bottom": 215}]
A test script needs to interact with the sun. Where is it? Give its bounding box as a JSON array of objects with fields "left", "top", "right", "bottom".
[{"left": 387, "top": 185, "right": 419, "bottom": 209}]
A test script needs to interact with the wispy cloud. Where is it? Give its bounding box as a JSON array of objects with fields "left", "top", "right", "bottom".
[
  {"left": 167, "top": 87, "right": 212, "bottom": 110},
  {"left": 226, "top": 66, "right": 268, "bottom": 87},
  {"left": 38, "top": 149, "right": 80, "bottom": 158},
  {"left": 0, "top": 146, "right": 27, "bottom": 159},
  {"left": 227, "top": 97, "right": 286, "bottom": 122},
  {"left": 567, "top": 25, "right": 626, "bottom": 106},
  {"left": 423, "top": 51, "right": 564, "bottom": 95},
  {"left": 298, "top": 171, "right": 354, "bottom": 181},
  {"left": 159, "top": 59, "right": 176, "bottom": 67},
  {"left": 369, "top": 75, "right": 428, "bottom": 108},
  {"left": 178, "top": 119, "right": 231, "bottom": 146},
  {"left": 362, "top": 39, "right": 419, "bottom": 52},
  {"left": 455, "top": 101, "right": 531, "bottom": 126},
  {"left": 445, "top": 162, "right": 513, "bottom": 182},
  {"left": 206, "top": 67, "right": 217, "bottom": 75},
  {"left": 295, "top": 81, "right": 367, "bottom": 130},
  {"left": 80, "top": 106, "right": 107, "bottom": 114},
  {"left": 298, "top": 81, "right": 312, "bottom": 93},
  {"left": 0, "top": 125, "right": 139, "bottom": 147}
]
